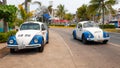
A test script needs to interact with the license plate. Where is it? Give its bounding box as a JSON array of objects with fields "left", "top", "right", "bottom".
[{"left": 18, "top": 44, "right": 25, "bottom": 49}]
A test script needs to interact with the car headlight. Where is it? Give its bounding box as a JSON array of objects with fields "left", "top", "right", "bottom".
[
  {"left": 106, "top": 33, "right": 109, "bottom": 37},
  {"left": 9, "top": 40, "right": 14, "bottom": 44},
  {"left": 34, "top": 39, "right": 38, "bottom": 43},
  {"left": 88, "top": 34, "right": 91, "bottom": 38}
]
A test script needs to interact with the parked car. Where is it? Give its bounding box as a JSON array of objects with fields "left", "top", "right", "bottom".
[
  {"left": 72, "top": 21, "right": 110, "bottom": 44},
  {"left": 7, "top": 21, "right": 49, "bottom": 53}
]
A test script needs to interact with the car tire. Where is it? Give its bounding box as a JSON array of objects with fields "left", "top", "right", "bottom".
[
  {"left": 82, "top": 35, "right": 87, "bottom": 44},
  {"left": 10, "top": 48, "right": 15, "bottom": 53},
  {"left": 38, "top": 40, "right": 44, "bottom": 52},
  {"left": 73, "top": 32, "right": 76, "bottom": 39},
  {"left": 46, "top": 36, "right": 49, "bottom": 44},
  {"left": 46, "top": 32, "right": 49, "bottom": 44},
  {"left": 103, "top": 40, "right": 108, "bottom": 44}
]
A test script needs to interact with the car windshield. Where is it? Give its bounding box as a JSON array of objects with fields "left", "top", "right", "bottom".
[
  {"left": 20, "top": 23, "right": 40, "bottom": 30},
  {"left": 83, "top": 22, "right": 99, "bottom": 28}
]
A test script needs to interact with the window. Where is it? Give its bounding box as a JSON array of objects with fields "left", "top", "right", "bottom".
[
  {"left": 41, "top": 24, "right": 46, "bottom": 30},
  {"left": 77, "top": 24, "right": 82, "bottom": 29},
  {"left": 20, "top": 23, "right": 40, "bottom": 30}
]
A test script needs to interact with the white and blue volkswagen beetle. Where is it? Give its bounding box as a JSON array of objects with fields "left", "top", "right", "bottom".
[
  {"left": 7, "top": 21, "right": 49, "bottom": 53},
  {"left": 72, "top": 21, "right": 110, "bottom": 44}
]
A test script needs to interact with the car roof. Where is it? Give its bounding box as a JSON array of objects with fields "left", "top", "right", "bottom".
[
  {"left": 24, "top": 21, "right": 44, "bottom": 25},
  {"left": 78, "top": 21, "right": 94, "bottom": 24}
]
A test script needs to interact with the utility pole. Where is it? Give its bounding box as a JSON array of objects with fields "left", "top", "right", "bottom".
[{"left": 25, "top": 0, "right": 28, "bottom": 13}]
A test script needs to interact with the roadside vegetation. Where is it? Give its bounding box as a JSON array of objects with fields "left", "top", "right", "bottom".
[{"left": 0, "top": 31, "right": 16, "bottom": 43}]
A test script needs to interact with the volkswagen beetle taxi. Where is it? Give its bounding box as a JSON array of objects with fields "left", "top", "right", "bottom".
[
  {"left": 72, "top": 21, "right": 110, "bottom": 44},
  {"left": 7, "top": 21, "right": 49, "bottom": 53}
]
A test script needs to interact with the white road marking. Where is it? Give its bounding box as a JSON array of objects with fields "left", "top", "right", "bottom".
[{"left": 109, "top": 43, "right": 120, "bottom": 48}]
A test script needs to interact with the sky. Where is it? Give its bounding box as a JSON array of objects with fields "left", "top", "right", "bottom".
[{"left": 7, "top": 0, "right": 120, "bottom": 14}]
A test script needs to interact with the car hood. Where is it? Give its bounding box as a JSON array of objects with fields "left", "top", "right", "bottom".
[
  {"left": 83, "top": 27, "right": 103, "bottom": 34},
  {"left": 83, "top": 27, "right": 103, "bottom": 39},
  {"left": 16, "top": 30, "right": 41, "bottom": 45}
]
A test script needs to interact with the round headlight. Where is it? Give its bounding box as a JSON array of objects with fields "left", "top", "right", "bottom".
[
  {"left": 9, "top": 40, "right": 13, "bottom": 44},
  {"left": 88, "top": 34, "right": 91, "bottom": 38},
  {"left": 106, "top": 33, "right": 109, "bottom": 37},
  {"left": 34, "top": 39, "right": 38, "bottom": 43}
]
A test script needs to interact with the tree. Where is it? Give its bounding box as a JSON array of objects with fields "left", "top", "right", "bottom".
[
  {"left": 89, "top": 0, "right": 116, "bottom": 24},
  {"left": 0, "top": 5, "right": 17, "bottom": 32},
  {"left": 18, "top": 4, "right": 33, "bottom": 23},
  {"left": 77, "top": 4, "right": 89, "bottom": 21},
  {"left": 48, "top": 5, "right": 52, "bottom": 15},
  {"left": 56, "top": 4, "right": 67, "bottom": 20},
  {"left": 25, "top": 0, "right": 32, "bottom": 13},
  {"left": 64, "top": 13, "right": 73, "bottom": 21}
]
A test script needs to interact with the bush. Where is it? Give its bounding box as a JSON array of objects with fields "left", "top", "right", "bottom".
[
  {"left": 49, "top": 24, "right": 76, "bottom": 27},
  {"left": 99, "top": 24, "right": 115, "bottom": 29},
  {"left": 0, "top": 31, "right": 17, "bottom": 43}
]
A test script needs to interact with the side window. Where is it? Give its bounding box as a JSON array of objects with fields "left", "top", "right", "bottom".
[
  {"left": 77, "top": 24, "right": 82, "bottom": 29},
  {"left": 41, "top": 24, "right": 46, "bottom": 31}
]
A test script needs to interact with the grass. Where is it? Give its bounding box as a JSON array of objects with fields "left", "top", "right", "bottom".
[{"left": 103, "top": 28, "right": 120, "bottom": 33}]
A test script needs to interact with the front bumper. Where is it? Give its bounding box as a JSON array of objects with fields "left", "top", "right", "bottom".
[
  {"left": 7, "top": 44, "right": 41, "bottom": 49},
  {"left": 87, "top": 37, "right": 110, "bottom": 42}
]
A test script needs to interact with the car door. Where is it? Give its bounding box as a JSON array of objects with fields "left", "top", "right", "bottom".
[
  {"left": 76, "top": 23, "right": 82, "bottom": 39},
  {"left": 41, "top": 24, "right": 47, "bottom": 42}
]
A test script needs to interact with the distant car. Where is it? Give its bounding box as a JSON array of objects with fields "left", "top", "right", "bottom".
[
  {"left": 72, "top": 21, "right": 110, "bottom": 44},
  {"left": 7, "top": 21, "right": 49, "bottom": 53}
]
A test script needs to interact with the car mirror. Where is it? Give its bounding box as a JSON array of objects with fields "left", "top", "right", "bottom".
[{"left": 16, "top": 28, "right": 19, "bottom": 31}]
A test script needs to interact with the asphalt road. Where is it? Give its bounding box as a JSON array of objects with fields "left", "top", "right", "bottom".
[
  {"left": 0, "top": 28, "right": 120, "bottom": 68},
  {"left": 109, "top": 32, "right": 120, "bottom": 45},
  {"left": 51, "top": 28, "right": 120, "bottom": 68}
]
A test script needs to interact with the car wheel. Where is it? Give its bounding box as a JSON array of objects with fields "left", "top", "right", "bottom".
[
  {"left": 38, "top": 40, "right": 44, "bottom": 52},
  {"left": 10, "top": 48, "right": 15, "bottom": 53},
  {"left": 103, "top": 40, "right": 108, "bottom": 44},
  {"left": 73, "top": 32, "right": 76, "bottom": 39},
  {"left": 82, "top": 35, "right": 87, "bottom": 44},
  {"left": 46, "top": 36, "right": 49, "bottom": 44}
]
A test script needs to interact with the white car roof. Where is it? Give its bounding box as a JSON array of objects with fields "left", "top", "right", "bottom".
[
  {"left": 24, "top": 21, "right": 44, "bottom": 25},
  {"left": 78, "top": 21, "right": 94, "bottom": 25}
]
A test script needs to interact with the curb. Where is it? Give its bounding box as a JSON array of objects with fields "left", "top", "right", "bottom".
[{"left": 0, "top": 43, "right": 9, "bottom": 58}]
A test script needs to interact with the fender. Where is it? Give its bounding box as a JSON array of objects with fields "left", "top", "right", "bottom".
[
  {"left": 82, "top": 31, "right": 94, "bottom": 39},
  {"left": 29, "top": 35, "right": 43, "bottom": 45},
  {"left": 7, "top": 36, "right": 18, "bottom": 45}
]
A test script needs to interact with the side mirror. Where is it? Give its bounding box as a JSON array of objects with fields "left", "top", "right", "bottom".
[{"left": 16, "top": 28, "right": 19, "bottom": 31}]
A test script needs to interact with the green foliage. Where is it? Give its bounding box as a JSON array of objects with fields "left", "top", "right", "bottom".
[
  {"left": 89, "top": 0, "right": 116, "bottom": 17},
  {"left": 99, "top": 24, "right": 115, "bottom": 29},
  {"left": 49, "top": 24, "right": 76, "bottom": 27},
  {"left": 0, "top": 31, "right": 17, "bottom": 43},
  {"left": 0, "top": 5, "right": 18, "bottom": 32},
  {"left": 77, "top": 4, "right": 89, "bottom": 21},
  {"left": 56, "top": 4, "right": 67, "bottom": 19},
  {"left": 0, "top": 5, "right": 17, "bottom": 22},
  {"left": 64, "top": 13, "right": 73, "bottom": 20}
]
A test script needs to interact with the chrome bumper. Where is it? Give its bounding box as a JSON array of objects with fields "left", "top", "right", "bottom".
[{"left": 7, "top": 44, "right": 41, "bottom": 49}]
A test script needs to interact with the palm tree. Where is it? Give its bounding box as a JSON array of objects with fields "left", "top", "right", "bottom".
[
  {"left": 56, "top": 4, "right": 66, "bottom": 20},
  {"left": 89, "top": 0, "right": 116, "bottom": 24},
  {"left": 48, "top": 5, "right": 52, "bottom": 15},
  {"left": 77, "top": 4, "right": 89, "bottom": 21},
  {"left": 24, "top": 0, "right": 32, "bottom": 13}
]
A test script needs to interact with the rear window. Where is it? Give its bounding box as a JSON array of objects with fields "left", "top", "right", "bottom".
[{"left": 20, "top": 23, "right": 40, "bottom": 30}]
